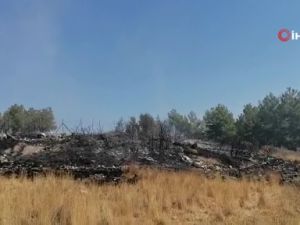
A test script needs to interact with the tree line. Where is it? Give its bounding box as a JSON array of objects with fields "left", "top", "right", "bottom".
[
  {"left": 0, "top": 104, "right": 56, "bottom": 134},
  {"left": 2, "top": 88, "right": 300, "bottom": 150},
  {"left": 116, "top": 88, "right": 300, "bottom": 150}
]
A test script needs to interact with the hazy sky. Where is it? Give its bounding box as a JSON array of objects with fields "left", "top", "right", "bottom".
[{"left": 1, "top": 0, "right": 300, "bottom": 130}]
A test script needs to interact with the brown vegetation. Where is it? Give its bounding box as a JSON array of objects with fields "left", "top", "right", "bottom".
[
  {"left": 272, "top": 148, "right": 300, "bottom": 162},
  {"left": 0, "top": 168, "right": 299, "bottom": 225}
]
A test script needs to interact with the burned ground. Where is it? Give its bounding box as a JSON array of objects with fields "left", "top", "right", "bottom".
[{"left": 0, "top": 132, "right": 299, "bottom": 184}]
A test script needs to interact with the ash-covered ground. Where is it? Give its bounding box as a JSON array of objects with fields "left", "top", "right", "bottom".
[{"left": 0, "top": 132, "right": 299, "bottom": 184}]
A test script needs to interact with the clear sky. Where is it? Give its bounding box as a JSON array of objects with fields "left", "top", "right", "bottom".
[{"left": 1, "top": 0, "right": 300, "bottom": 130}]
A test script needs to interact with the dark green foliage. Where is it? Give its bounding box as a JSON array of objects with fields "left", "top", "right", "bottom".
[
  {"left": 236, "top": 88, "right": 300, "bottom": 149},
  {"left": 236, "top": 104, "right": 259, "bottom": 145},
  {"left": 256, "top": 93, "right": 280, "bottom": 146},
  {"left": 276, "top": 88, "right": 300, "bottom": 149},
  {"left": 203, "top": 104, "right": 236, "bottom": 144}
]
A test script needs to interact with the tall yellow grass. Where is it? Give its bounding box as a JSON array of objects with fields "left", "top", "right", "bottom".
[{"left": 0, "top": 168, "right": 299, "bottom": 225}]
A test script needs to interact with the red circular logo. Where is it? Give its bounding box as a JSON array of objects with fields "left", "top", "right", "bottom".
[{"left": 278, "top": 29, "right": 291, "bottom": 42}]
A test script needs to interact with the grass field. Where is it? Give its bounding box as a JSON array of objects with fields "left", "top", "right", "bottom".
[{"left": 0, "top": 168, "right": 299, "bottom": 225}]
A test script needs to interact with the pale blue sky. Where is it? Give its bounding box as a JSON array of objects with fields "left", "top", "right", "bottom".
[{"left": 1, "top": 0, "right": 300, "bottom": 130}]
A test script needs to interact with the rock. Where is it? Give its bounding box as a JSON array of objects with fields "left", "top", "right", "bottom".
[
  {"left": 193, "top": 161, "right": 204, "bottom": 168},
  {"left": 181, "top": 155, "right": 193, "bottom": 165}
]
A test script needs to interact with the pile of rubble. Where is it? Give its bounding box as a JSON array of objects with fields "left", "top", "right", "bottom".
[{"left": 0, "top": 133, "right": 299, "bottom": 184}]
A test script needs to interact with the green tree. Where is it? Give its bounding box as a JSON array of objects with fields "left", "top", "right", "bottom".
[
  {"left": 2, "top": 104, "right": 26, "bottom": 133},
  {"left": 236, "top": 104, "right": 259, "bottom": 145},
  {"left": 256, "top": 93, "right": 280, "bottom": 146},
  {"left": 203, "top": 104, "right": 236, "bottom": 143},
  {"left": 36, "top": 108, "right": 56, "bottom": 132},
  {"left": 24, "top": 107, "right": 56, "bottom": 132},
  {"left": 276, "top": 88, "right": 300, "bottom": 149},
  {"left": 2, "top": 105, "right": 56, "bottom": 134}
]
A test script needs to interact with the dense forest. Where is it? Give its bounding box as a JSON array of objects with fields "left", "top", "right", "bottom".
[{"left": 1, "top": 88, "right": 300, "bottom": 150}]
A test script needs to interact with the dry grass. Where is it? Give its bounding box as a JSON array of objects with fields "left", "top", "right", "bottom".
[
  {"left": 0, "top": 168, "right": 299, "bottom": 225},
  {"left": 272, "top": 148, "right": 300, "bottom": 162}
]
